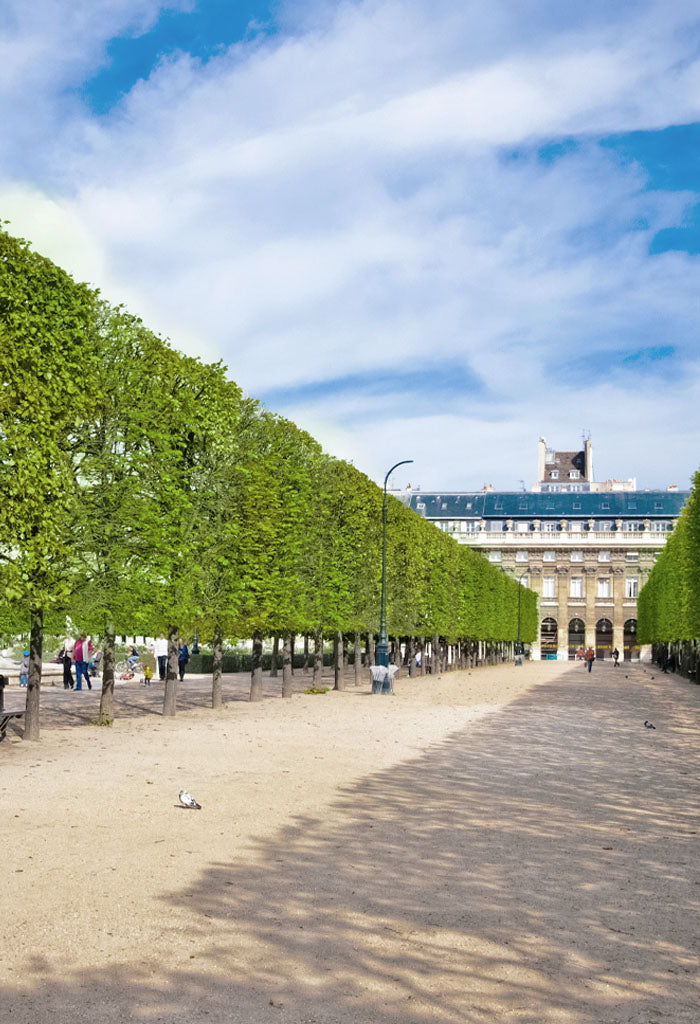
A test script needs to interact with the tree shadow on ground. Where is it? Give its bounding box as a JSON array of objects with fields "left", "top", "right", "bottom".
[{"left": 2, "top": 666, "right": 698, "bottom": 1022}]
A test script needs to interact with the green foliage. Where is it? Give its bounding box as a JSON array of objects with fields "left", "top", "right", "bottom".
[{"left": 638, "top": 472, "right": 700, "bottom": 643}]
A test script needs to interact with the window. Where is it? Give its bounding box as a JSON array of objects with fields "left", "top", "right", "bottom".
[
  {"left": 515, "top": 550, "right": 529, "bottom": 562},
  {"left": 600, "top": 501, "right": 610, "bottom": 511},
  {"left": 441, "top": 502, "right": 447, "bottom": 510},
  {"left": 519, "top": 501, "right": 528, "bottom": 510},
  {"left": 569, "top": 521, "right": 584, "bottom": 532},
  {"left": 650, "top": 521, "right": 672, "bottom": 532},
  {"left": 551, "top": 470, "right": 559, "bottom": 479},
  {"left": 597, "top": 578, "right": 611, "bottom": 599},
  {"left": 569, "top": 470, "right": 580, "bottom": 479},
  {"left": 628, "top": 501, "right": 637, "bottom": 511},
  {"left": 598, "top": 550, "right": 611, "bottom": 562},
  {"left": 545, "top": 450, "right": 555, "bottom": 464},
  {"left": 570, "top": 551, "right": 583, "bottom": 562},
  {"left": 626, "top": 551, "right": 639, "bottom": 562},
  {"left": 596, "top": 520, "right": 613, "bottom": 531},
  {"left": 488, "top": 520, "right": 504, "bottom": 532},
  {"left": 515, "top": 521, "right": 530, "bottom": 532},
  {"left": 417, "top": 502, "right": 426, "bottom": 512},
  {"left": 517, "top": 575, "right": 530, "bottom": 589},
  {"left": 625, "top": 577, "right": 639, "bottom": 598},
  {"left": 543, "top": 551, "right": 556, "bottom": 562},
  {"left": 464, "top": 521, "right": 479, "bottom": 533},
  {"left": 623, "top": 521, "right": 644, "bottom": 532},
  {"left": 494, "top": 501, "right": 503, "bottom": 511},
  {"left": 570, "top": 577, "right": 583, "bottom": 598},
  {"left": 542, "top": 576, "right": 556, "bottom": 598},
  {"left": 572, "top": 501, "right": 582, "bottom": 510},
  {"left": 542, "top": 522, "right": 558, "bottom": 532},
  {"left": 654, "top": 501, "right": 663, "bottom": 511},
  {"left": 488, "top": 551, "right": 501, "bottom": 562}
]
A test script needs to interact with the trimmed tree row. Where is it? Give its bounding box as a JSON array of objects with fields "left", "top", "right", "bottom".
[
  {"left": 638, "top": 470, "right": 700, "bottom": 682},
  {"left": 0, "top": 226, "right": 537, "bottom": 738}
]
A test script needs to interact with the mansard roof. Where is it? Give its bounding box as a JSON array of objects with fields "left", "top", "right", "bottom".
[{"left": 408, "top": 490, "right": 690, "bottom": 519}]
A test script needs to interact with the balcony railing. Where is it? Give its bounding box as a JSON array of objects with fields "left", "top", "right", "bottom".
[{"left": 447, "top": 530, "right": 666, "bottom": 547}]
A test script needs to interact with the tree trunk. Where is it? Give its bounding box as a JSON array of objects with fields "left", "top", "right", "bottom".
[
  {"left": 282, "top": 632, "right": 293, "bottom": 698},
  {"left": 407, "top": 636, "right": 416, "bottom": 677},
  {"left": 342, "top": 633, "right": 348, "bottom": 674},
  {"left": 250, "top": 631, "right": 263, "bottom": 701},
  {"left": 367, "top": 632, "right": 375, "bottom": 665},
  {"left": 303, "top": 634, "right": 310, "bottom": 674},
  {"left": 162, "top": 624, "right": 179, "bottom": 717},
  {"left": 354, "top": 630, "right": 362, "bottom": 686},
  {"left": 98, "top": 626, "right": 116, "bottom": 725},
  {"left": 313, "top": 628, "right": 323, "bottom": 687},
  {"left": 24, "top": 607, "right": 43, "bottom": 741},
  {"left": 432, "top": 634, "right": 440, "bottom": 675},
  {"left": 334, "top": 630, "right": 345, "bottom": 690},
  {"left": 290, "top": 633, "right": 295, "bottom": 675},
  {"left": 419, "top": 637, "right": 426, "bottom": 676},
  {"left": 270, "top": 634, "right": 279, "bottom": 677},
  {"left": 212, "top": 622, "right": 223, "bottom": 709}
]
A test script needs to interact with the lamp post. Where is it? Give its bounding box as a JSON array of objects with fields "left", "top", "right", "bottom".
[
  {"left": 377, "top": 459, "right": 413, "bottom": 668},
  {"left": 515, "top": 574, "right": 527, "bottom": 664},
  {"left": 191, "top": 628, "right": 200, "bottom": 655}
]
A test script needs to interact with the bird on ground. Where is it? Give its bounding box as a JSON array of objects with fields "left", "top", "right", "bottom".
[
  {"left": 643, "top": 721, "right": 656, "bottom": 730},
  {"left": 179, "top": 790, "right": 202, "bottom": 809}
]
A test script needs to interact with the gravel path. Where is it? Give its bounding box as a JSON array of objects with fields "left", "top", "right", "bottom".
[{"left": 1, "top": 660, "right": 697, "bottom": 1022}]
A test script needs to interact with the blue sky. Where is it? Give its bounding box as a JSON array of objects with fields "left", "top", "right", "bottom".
[{"left": 1, "top": 0, "right": 699, "bottom": 490}]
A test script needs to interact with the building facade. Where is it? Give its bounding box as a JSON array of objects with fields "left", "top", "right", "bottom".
[{"left": 405, "top": 441, "right": 689, "bottom": 661}]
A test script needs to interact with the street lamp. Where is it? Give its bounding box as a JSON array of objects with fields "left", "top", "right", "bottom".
[
  {"left": 515, "top": 573, "right": 527, "bottom": 664},
  {"left": 377, "top": 459, "right": 413, "bottom": 668}
]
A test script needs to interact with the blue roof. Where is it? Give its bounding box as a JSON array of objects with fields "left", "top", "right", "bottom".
[{"left": 408, "top": 490, "right": 690, "bottom": 519}]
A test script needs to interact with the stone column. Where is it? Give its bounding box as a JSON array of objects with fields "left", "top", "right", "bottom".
[
  {"left": 584, "top": 566, "right": 597, "bottom": 648},
  {"left": 556, "top": 566, "right": 569, "bottom": 660},
  {"left": 612, "top": 566, "right": 625, "bottom": 656}
]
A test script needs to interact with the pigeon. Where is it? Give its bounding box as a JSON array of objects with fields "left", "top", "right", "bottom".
[
  {"left": 643, "top": 720, "right": 656, "bottom": 730},
  {"left": 179, "top": 790, "right": 202, "bottom": 809}
]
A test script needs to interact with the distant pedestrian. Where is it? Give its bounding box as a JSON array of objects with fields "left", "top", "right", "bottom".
[
  {"left": 576, "top": 646, "right": 585, "bottom": 661},
  {"left": 612, "top": 647, "right": 620, "bottom": 667},
  {"left": 143, "top": 664, "right": 153, "bottom": 686},
  {"left": 585, "top": 646, "right": 595, "bottom": 673},
  {"left": 153, "top": 633, "right": 168, "bottom": 681},
  {"left": 19, "top": 650, "right": 30, "bottom": 687},
  {"left": 177, "top": 638, "right": 189, "bottom": 681},
  {"left": 73, "top": 634, "right": 93, "bottom": 690}
]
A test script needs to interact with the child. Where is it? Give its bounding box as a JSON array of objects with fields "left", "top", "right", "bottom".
[
  {"left": 19, "top": 650, "right": 30, "bottom": 687},
  {"left": 143, "top": 664, "right": 153, "bottom": 687}
]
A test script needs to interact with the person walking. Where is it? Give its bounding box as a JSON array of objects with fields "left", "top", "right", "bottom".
[
  {"left": 612, "top": 647, "right": 620, "bottom": 667},
  {"left": 73, "top": 634, "right": 93, "bottom": 690},
  {"left": 153, "top": 633, "right": 168, "bottom": 681},
  {"left": 19, "top": 650, "right": 30, "bottom": 687},
  {"left": 177, "top": 638, "right": 189, "bottom": 681},
  {"left": 585, "top": 646, "right": 595, "bottom": 673},
  {"left": 60, "top": 639, "right": 74, "bottom": 689}
]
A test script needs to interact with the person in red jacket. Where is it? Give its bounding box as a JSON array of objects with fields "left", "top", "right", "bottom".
[{"left": 585, "top": 646, "right": 595, "bottom": 673}]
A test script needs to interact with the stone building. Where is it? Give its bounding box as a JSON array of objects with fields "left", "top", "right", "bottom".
[{"left": 405, "top": 441, "right": 690, "bottom": 661}]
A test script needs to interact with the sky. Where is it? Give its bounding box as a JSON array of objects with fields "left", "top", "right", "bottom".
[{"left": 1, "top": 0, "right": 699, "bottom": 492}]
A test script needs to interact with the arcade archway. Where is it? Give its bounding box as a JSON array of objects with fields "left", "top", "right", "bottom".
[
  {"left": 596, "top": 618, "right": 613, "bottom": 661},
  {"left": 624, "top": 619, "right": 639, "bottom": 661},
  {"left": 568, "top": 618, "right": 585, "bottom": 659},
  {"left": 540, "top": 617, "right": 558, "bottom": 659}
]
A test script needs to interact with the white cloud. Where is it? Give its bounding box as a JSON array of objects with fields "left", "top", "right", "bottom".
[{"left": 1, "top": 0, "right": 700, "bottom": 489}]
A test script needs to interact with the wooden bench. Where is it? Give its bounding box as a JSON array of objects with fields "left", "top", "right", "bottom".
[{"left": 0, "top": 711, "right": 24, "bottom": 741}]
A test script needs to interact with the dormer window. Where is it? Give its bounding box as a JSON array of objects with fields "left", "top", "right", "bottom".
[
  {"left": 551, "top": 470, "right": 559, "bottom": 479},
  {"left": 569, "top": 470, "right": 580, "bottom": 479}
]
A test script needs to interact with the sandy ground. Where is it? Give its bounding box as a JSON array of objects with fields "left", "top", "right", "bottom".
[{"left": 1, "top": 660, "right": 698, "bottom": 1023}]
